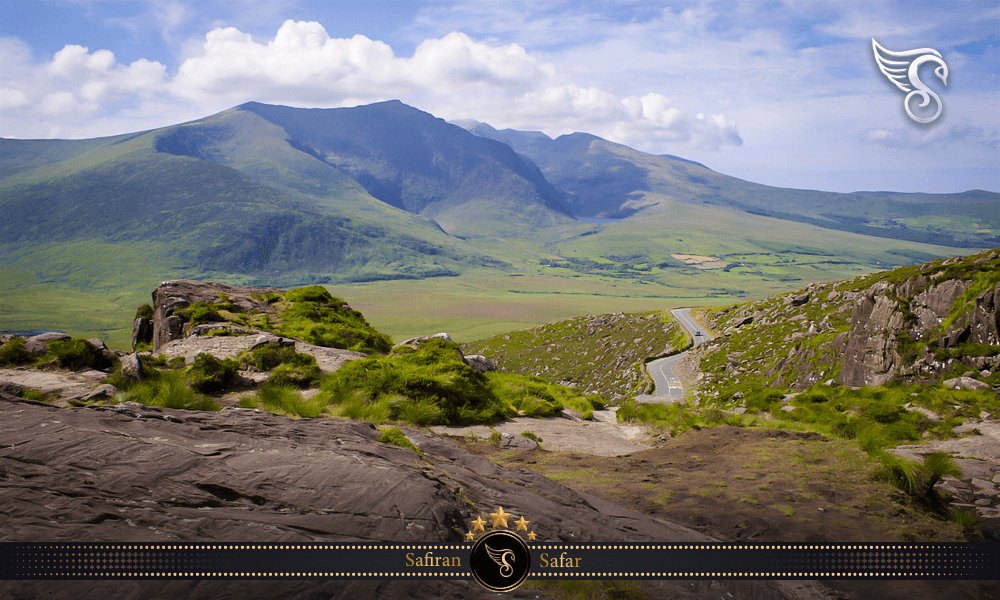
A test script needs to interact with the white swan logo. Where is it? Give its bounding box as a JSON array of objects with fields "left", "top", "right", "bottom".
[{"left": 872, "top": 39, "right": 949, "bottom": 123}]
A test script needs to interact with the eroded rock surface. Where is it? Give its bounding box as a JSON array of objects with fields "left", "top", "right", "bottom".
[
  {"left": 0, "top": 399, "right": 809, "bottom": 600},
  {"left": 149, "top": 280, "right": 283, "bottom": 352}
]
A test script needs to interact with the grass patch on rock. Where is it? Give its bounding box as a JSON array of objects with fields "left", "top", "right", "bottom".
[
  {"left": 236, "top": 343, "right": 322, "bottom": 388},
  {"left": 119, "top": 370, "right": 220, "bottom": 411},
  {"left": 0, "top": 337, "right": 35, "bottom": 367},
  {"left": 317, "top": 338, "right": 586, "bottom": 426}
]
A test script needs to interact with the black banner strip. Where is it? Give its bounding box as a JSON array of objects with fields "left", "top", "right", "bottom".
[{"left": 2, "top": 543, "right": 996, "bottom": 580}]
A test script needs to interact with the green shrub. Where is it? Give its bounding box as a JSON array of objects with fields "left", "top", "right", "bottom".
[
  {"left": 377, "top": 426, "right": 422, "bottom": 455},
  {"left": 255, "top": 382, "right": 326, "bottom": 418},
  {"left": 19, "top": 388, "right": 49, "bottom": 402},
  {"left": 873, "top": 452, "right": 921, "bottom": 495},
  {"left": 862, "top": 400, "right": 903, "bottom": 424},
  {"left": 239, "top": 396, "right": 258, "bottom": 409},
  {"left": 135, "top": 304, "right": 154, "bottom": 319},
  {"left": 521, "top": 431, "right": 543, "bottom": 443},
  {"left": 42, "top": 338, "right": 115, "bottom": 371},
  {"left": 185, "top": 353, "right": 239, "bottom": 394},
  {"left": 272, "top": 286, "right": 392, "bottom": 354},
  {"left": 488, "top": 430, "right": 502, "bottom": 447},
  {"left": 922, "top": 452, "right": 962, "bottom": 498},
  {"left": 745, "top": 388, "right": 786, "bottom": 412},
  {"left": 0, "top": 337, "right": 35, "bottom": 367},
  {"left": 121, "top": 370, "right": 219, "bottom": 411},
  {"left": 284, "top": 285, "right": 335, "bottom": 304},
  {"left": 237, "top": 344, "right": 321, "bottom": 388},
  {"left": 176, "top": 301, "right": 228, "bottom": 327}
]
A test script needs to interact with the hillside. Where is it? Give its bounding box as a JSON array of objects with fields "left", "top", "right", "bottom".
[
  {"left": 688, "top": 246, "right": 1000, "bottom": 402},
  {"left": 457, "top": 120, "right": 1000, "bottom": 248},
  {"left": 463, "top": 311, "right": 687, "bottom": 401},
  {"left": 3, "top": 100, "right": 992, "bottom": 350}
]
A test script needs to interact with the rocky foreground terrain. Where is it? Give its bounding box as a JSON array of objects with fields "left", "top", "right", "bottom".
[{"left": 0, "top": 397, "right": 831, "bottom": 600}]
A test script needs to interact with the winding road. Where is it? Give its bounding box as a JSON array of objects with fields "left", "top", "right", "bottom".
[{"left": 635, "top": 308, "right": 712, "bottom": 404}]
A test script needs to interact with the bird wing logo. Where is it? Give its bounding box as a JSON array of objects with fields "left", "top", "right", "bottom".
[
  {"left": 872, "top": 39, "right": 949, "bottom": 123},
  {"left": 485, "top": 544, "right": 515, "bottom": 578}
]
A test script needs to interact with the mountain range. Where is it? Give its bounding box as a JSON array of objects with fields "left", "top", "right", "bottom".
[{"left": 1, "top": 99, "right": 997, "bottom": 303}]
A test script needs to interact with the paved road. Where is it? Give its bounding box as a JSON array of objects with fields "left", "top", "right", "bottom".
[{"left": 636, "top": 308, "right": 712, "bottom": 404}]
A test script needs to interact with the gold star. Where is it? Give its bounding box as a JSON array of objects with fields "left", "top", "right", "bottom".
[
  {"left": 465, "top": 531, "right": 475, "bottom": 541},
  {"left": 514, "top": 516, "right": 529, "bottom": 531},
  {"left": 490, "top": 507, "right": 511, "bottom": 528},
  {"left": 471, "top": 515, "right": 487, "bottom": 532},
  {"left": 527, "top": 531, "right": 537, "bottom": 541}
]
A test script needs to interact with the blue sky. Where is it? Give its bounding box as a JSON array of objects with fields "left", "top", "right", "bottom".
[{"left": 1, "top": 0, "right": 997, "bottom": 194}]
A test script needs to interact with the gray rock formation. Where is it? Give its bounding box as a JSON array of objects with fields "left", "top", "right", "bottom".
[
  {"left": 943, "top": 376, "right": 992, "bottom": 391},
  {"left": 132, "top": 317, "right": 153, "bottom": 351},
  {"left": 151, "top": 280, "right": 283, "bottom": 352},
  {"left": 463, "top": 354, "right": 496, "bottom": 373},
  {"left": 395, "top": 332, "right": 455, "bottom": 347},
  {"left": 24, "top": 332, "right": 70, "bottom": 355},
  {"left": 119, "top": 353, "right": 144, "bottom": 383}
]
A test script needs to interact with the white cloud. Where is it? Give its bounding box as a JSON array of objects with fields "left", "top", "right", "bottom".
[{"left": 0, "top": 87, "right": 30, "bottom": 110}]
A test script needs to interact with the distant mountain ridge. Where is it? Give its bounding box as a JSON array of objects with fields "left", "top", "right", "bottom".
[
  {"left": 454, "top": 119, "right": 999, "bottom": 247},
  {"left": 2, "top": 100, "right": 997, "bottom": 297}
]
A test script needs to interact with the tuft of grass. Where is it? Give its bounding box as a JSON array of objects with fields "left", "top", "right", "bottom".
[
  {"left": 873, "top": 452, "right": 922, "bottom": 495},
  {"left": 184, "top": 353, "right": 239, "bottom": 394},
  {"left": 19, "top": 388, "right": 50, "bottom": 402},
  {"left": 120, "top": 370, "right": 220, "bottom": 411},
  {"left": 377, "top": 426, "right": 423, "bottom": 456},
  {"left": 271, "top": 286, "right": 393, "bottom": 354},
  {"left": 0, "top": 336, "right": 35, "bottom": 367},
  {"left": 521, "top": 431, "right": 543, "bottom": 443},
  {"left": 39, "top": 338, "right": 116, "bottom": 372},
  {"left": 237, "top": 343, "right": 322, "bottom": 389},
  {"left": 949, "top": 508, "right": 979, "bottom": 532},
  {"left": 318, "top": 337, "right": 577, "bottom": 426},
  {"left": 255, "top": 382, "right": 327, "bottom": 418}
]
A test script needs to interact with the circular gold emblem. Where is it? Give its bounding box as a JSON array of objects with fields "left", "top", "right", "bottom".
[{"left": 469, "top": 530, "right": 531, "bottom": 592}]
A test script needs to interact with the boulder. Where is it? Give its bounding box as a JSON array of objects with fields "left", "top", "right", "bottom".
[
  {"left": 151, "top": 280, "right": 283, "bottom": 352},
  {"left": 395, "top": 332, "right": 455, "bottom": 348},
  {"left": 943, "top": 377, "right": 992, "bottom": 391},
  {"left": 783, "top": 292, "right": 810, "bottom": 307},
  {"left": 82, "top": 384, "right": 118, "bottom": 402},
  {"left": 132, "top": 317, "right": 153, "bottom": 351},
  {"left": 463, "top": 354, "right": 496, "bottom": 373},
  {"left": 85, "top": 338, "right": 114, "bottom": 361},
  {"left": 24, "top": 332, "right": 71, "bottom": 355},
  {"left": 120, "top": 353, "right": 144, "bottom": 383}
]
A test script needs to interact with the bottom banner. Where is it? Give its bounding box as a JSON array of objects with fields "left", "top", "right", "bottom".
[{"left": 4, "top": 541, "right": 997, "bottom": 587}]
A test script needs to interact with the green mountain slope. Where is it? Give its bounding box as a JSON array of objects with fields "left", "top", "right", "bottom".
[{"left": 456, "top": 120, "right": 999, "bottom": 248}]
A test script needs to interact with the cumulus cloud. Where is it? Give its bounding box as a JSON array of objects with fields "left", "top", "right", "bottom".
[
  {"left": 168, "top": 20, "right": 742, "bottom": 150},
  {"left": 2, "top": 19, "right": 743, "bottom": 151}
]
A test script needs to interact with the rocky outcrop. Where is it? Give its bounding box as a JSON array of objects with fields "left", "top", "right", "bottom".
[
  {"left": 840, "top": 251, "right": 1000, "bottom": 387},
  {"left": 463, "top": 354, "right": 496, "bottom": 373},
  {"left": 0, "top": 398, "right": 805, "bottom": 600},
  {"left": 132, "top": 317, "right": 153, "bottom": 351},
  {"left": 24, "top": 331, "right": 70, "bottom": 355},
  {"left": 119, "top": 353, "right": 144, "bottom": 383},
  {"left": 841, "top": 282, "right": 909, "bottom": 386},
  {"left": 972, "top": 282, "right": 1000, "bottom": 346},
  {"left": 149, "top": 280, "right": 283, "bottom": 352}
]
